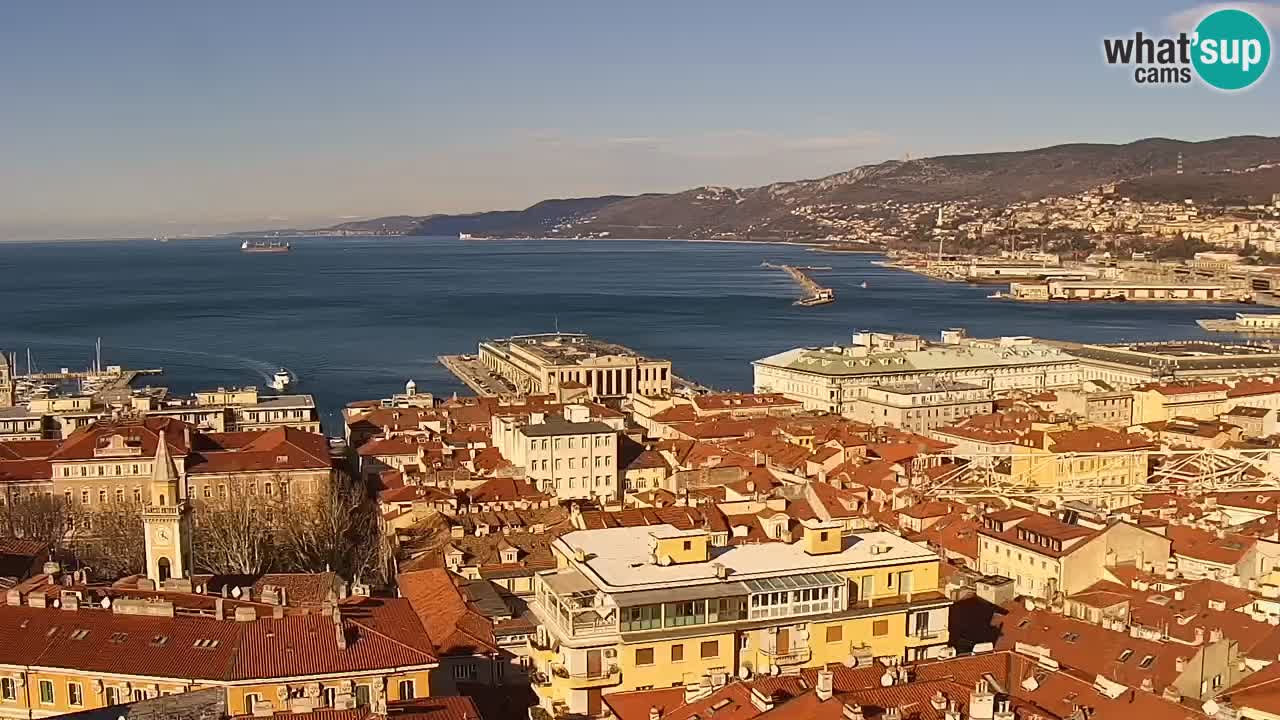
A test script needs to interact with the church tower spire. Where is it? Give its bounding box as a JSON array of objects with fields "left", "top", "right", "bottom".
[{"left": 142, "top": 427, "right": 189, "bottom": 586}]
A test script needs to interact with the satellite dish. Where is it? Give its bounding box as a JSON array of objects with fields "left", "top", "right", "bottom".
[
  {"left": 101, "top": 597, "right": 112, "bottom": 609},
  {"left": 231, "top": 586, "right": 243, "bottom": 599}
]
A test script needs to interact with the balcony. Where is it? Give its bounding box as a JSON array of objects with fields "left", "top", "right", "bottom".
[
  {"left": 907, "top": 627, "right": 947, "bottom": 643},
  {"left": 760, "top": 646, "right": 812, "bottom": 666},
  {"left": 551, "top": 663, "right": 622, "bottom": 689}
]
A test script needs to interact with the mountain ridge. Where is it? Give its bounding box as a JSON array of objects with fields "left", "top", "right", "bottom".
[{"left": 255, "top": 134, "right": 1280, "bottom": 240}]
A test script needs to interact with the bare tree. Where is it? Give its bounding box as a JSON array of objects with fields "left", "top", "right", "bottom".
[
  {"left": 0, "top": 493, "right": 81, "bottom": 554},
  {"left": 75, "top": 500, "right": 146, "bottom": 579},
  {"left": 279, "top": 474, "right": 390, "bottom": 583},
  {"left": 191, "top": 475, "right": 274, "bottom": 575}
]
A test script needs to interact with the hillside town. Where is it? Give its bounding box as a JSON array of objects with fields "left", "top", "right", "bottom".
[{"left": 9, "top": 329, "right": 1280, "bottom": 720}]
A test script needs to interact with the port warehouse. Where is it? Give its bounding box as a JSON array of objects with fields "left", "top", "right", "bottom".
[
  {"left": 1010, "top": 280, "right": 1227, "bottom": 301},
  {"left": 752, "top": 330, "right": 1280, "bottom": 413}
]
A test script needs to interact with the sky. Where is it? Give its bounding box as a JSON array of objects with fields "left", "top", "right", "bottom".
[{"left": 1, "top": 1, "right": 1278, "bottom": 240}]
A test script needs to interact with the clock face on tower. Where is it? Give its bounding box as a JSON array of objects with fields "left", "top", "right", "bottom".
[{"left": 153, "top": 527, "right": 171, "bottom": 544}]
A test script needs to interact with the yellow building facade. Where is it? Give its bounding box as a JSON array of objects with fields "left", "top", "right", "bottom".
[{"left": 528, "top": 521, "right": 950, "bottom": 717}]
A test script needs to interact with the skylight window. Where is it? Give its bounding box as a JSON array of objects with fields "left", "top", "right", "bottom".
[
  {"left": 1139, "top": 655, "right": 1155, "bottom": 669},
  {"left": 1118, "top": 649, "right": 1133, "bottom": 662}
]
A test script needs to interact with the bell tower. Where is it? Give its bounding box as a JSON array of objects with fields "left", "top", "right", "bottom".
[{"left": 142, "top": 429, "right": 189, "bottom": 584}]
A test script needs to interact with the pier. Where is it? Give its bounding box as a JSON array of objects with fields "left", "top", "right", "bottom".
[{"left": 761, "top": 262, "right": 835, "bottom": 306}]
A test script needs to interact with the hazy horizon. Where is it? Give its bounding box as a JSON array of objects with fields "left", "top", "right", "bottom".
[{"left": 3, "top": 1, "right": 1278, "bottom": 241}]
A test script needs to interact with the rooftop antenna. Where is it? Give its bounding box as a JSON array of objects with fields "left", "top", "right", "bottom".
[
  {"left": 95, "top": 337, "right": 102, "bottom": 374},
  {"left": 554, "top": 315, "right": 560, "bottom": 334}
]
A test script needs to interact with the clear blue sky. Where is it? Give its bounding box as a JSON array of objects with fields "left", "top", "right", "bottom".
[{"left": 1, "top": 0, "right": 1277, "bottom": 239}]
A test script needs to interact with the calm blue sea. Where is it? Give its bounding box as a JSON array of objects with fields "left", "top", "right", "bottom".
[{"left": 0, "top": 237, "right": 1252, "bottom": 430}]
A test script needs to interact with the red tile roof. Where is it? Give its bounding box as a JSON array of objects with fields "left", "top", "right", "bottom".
[{"left": 398, "top": 569, "right": 498, "bottom": 657}]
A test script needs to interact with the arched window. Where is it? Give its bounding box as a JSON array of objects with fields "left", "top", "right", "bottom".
[{"left": 157, "top": 557, "right": 171, "bottom": 582}]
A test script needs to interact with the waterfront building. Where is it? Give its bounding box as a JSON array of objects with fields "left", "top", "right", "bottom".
[
  {"left": 135, "top": 387, "right": 322, "bottom": 433},
  {"left": 527, "top": 523, "right": 950, "bottom": 716},
  {"left": 1046, "top": 279, "right": 1227, "bottom": 301},
  {"left": 753, "top": 331, "right": 1079, "bottom": 414},
  {"left": 1065, "top": 340, "right": 1280, "bottom": 387},
  {"left": 848, "top": 380, "right": 993, "bottom": 433},
  {"left": 492, "top": 405, "right": 623, "bottom": 502},
  {"left": 477, "top": 333, "right": 672, "bottom": 402}
]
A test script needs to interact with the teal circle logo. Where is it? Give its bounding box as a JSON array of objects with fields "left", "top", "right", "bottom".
[{"left": 1192, "top": 8, "right": 1271, "bottom": 90}]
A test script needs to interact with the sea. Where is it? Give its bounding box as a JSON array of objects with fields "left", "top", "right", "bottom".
[{"left": 0, "top": 236, "right": 1258, "bottom": 432}]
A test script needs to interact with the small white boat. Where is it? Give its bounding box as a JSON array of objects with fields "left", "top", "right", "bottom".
[
  {"left": 987, "top": 292, "right": 1004, "bottom": 299},
  {"left": 270, "top": 369, "right": 292, "bottom": 391},
  {"left": 860, "top": 281, "right": 868, "bottom": 289}
]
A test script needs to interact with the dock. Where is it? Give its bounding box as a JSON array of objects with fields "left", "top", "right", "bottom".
[
  {"left": 438, "top": 354, "right": 511, "bottom": 397},
  {"left": 761, "top": 262, "right": 836, "bottom": 306}
]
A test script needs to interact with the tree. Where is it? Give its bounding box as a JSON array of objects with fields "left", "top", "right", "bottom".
[
  {"left": 191, "top": 476, "right": 275, "bottom": 575},
  {"left": 0, "top": 493, "right": 81, "bottom": 554},
  {"left": 76, "top": 500, "right": 146, "bottom": 579},
  {"left": 278, "top": 475, "right": 389, "bottom": 584}
]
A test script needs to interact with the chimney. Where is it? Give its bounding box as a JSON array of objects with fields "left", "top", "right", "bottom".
[
  {"left": 649, "top": 707, "right": 661, "bottom": 720},
  {"left": 749, "top": 688, "right": 774, "bottom": 713},
  {"left": 930, "top": 691, "right": 948, "bottom": 711},
  {"left": 970, "top": 679, "right": 995, "bottom": 720},
  {"left": 816, "top": 669, "right": 834, "bottom": 701},
  {"left": 214, "top": 597, "right": 224, "bottom": 621},
  {"left": 234, "top": 606, "right": 257, "bottom": 622},
  {"left": 842, "top": 703, "right": 865, "bottom": 720},
  {"left": 1173, "top": 588, "right": 1185, "bottom": 601},
  {"left": 1175, "top": 657, "right": 1186, "bottom": 672},
  {"left": 944, "top": 701, "right": 963, "bottom": 720},
  {"left": 334, "top": 615, "right": 348, "bottom": 650},
  {"left": 884, "top": 709, "right": 902, "bottom": 720},
  {"left": 993, "top": 700, "right": 1015, "bottom": 720}
]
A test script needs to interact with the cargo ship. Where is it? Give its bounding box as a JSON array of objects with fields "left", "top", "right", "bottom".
[
  {"left": 241, "top": 240, "right": 291, "bottom": 253},
  {"left": 1197, "top": 313, "right": 1280, "bottom": 334}
]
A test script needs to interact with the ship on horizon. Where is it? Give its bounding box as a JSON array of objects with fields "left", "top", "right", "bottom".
[{"left": 241, "top": 240, "right": 291, "bottom": 253}]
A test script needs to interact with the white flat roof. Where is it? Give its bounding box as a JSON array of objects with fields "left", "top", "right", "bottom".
[{"left": 554, "top": 524, "right": 935, "bottom": 593}]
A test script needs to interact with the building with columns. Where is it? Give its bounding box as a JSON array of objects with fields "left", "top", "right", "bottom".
[{"left": 478, "top": 333, "right": 672, "bottom": 402}]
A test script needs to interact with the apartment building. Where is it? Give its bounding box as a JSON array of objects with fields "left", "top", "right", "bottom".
[
  {"left": 0, "top": 587, "right": 439, "bottom": 719},
  {"left": 848, "top": 380, "right": 993, "bottom": 433},
  {"left": 527, "top": 522, "right": 950, "bottom": 717},
  {"left": 1132, "top": 382, "right": 1231, "bottom": 424},
  {"left": 1, "top": 418, "right": 339, "bottom": 522},
  {"left": 138, "top": 387, "right": 322, "bottom": 433},
  {"left": 1002, "top": 427, "right": 1155, "bottom": 507},
  {"left": 978, "top": 509, "right": 1171, "bottom": 598},
  {"left": 493, "top": 405, "right": 623, "bottom": 502}
]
